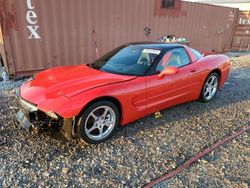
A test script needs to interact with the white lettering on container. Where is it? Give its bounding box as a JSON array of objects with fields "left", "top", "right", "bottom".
[
  {"left": 239, "top": 17, "right": 250, "bottom": 25},
  {"left": 26, "top": 0, "right": 41, "bottom": 39}
]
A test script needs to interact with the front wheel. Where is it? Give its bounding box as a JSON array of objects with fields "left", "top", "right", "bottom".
[
  {"left": 77, "top": 101, "right": 119, "bottom": 144},
  {"left": 200, "top": 72, "right": 219, "bottom": 102}
]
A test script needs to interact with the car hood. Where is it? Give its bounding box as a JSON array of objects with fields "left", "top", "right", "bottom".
[{"left": 20, "top": 65, "right": 136, "bottom": 105}]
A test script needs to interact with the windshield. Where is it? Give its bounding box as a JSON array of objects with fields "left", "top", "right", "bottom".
[{"left": 90, "top": 45, "right": 161, "bottom": 76}]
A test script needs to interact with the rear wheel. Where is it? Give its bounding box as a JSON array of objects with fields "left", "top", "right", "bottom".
[
  {"left": 77, "top": 101, "right": 119, "bottom": 144},
  {"left": 200, "top": 72, "right": 219, "bottom": 102}
]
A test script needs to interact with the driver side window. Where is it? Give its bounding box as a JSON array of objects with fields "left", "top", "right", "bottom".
[{"left": 156, "top": 48, "right": 190, "bottom": 73}]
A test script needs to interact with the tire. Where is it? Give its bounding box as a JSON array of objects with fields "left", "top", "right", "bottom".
[
  {"left": 77, "top": 101, "right": 120, "bottom": 144},
  {"left": 200, "top": 72, "right": 219, "bottom": 102}
]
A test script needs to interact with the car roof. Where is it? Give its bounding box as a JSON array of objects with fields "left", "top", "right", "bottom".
[{"left": 126, "top": 41, "right": 183, "bottom": 51}]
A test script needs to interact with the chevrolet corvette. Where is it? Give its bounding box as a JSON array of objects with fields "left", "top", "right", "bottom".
[{"left": 16, "top": 42, "right": 230, "bottom": 144}]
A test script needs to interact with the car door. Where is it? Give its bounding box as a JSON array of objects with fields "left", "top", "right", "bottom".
[{"left": 146, "top": 47, "right": 201, "bottom": 114}]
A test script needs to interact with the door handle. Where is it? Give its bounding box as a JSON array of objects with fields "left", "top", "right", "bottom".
[{"left": 190, "top": 69, "right": 197, "bottom": 73}]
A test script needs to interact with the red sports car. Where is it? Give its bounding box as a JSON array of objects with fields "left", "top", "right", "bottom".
[{"left": 16, "top": 42, "right": 230, "bottom": 144}]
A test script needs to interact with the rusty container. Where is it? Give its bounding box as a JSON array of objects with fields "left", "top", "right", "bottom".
[
  {"left": 231, "top": 10, "right": 250, "bottom": 51},
  {"left": 0, "top": 0, "right": 238, "bottom": 76}
]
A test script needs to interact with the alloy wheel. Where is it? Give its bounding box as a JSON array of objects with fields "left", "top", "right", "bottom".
[
  {"left": 203, "top": 75, "right": 218, "bottom": 101},
  {"left": 84, "top": 106, "right": 116, "bottom": 141}
]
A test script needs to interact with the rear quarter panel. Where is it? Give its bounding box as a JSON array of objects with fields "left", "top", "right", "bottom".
[{"left": 195, "top": 54, "right": 231, "bottom": 88}]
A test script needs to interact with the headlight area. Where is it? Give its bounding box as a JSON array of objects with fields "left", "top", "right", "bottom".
[
  {"left": 46, "top": 111, "right": 59, "bottom": 119},
  {"left": 17, "top": 98, "right": 75, "bottom": 140},
  {"left": 29, "top": 109, "right": 75, "bottom": 140}
]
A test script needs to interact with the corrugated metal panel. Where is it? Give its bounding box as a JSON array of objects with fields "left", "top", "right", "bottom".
[
  {"left": 0, "top": 0, "right": 238, "bottom": 76},
  {"left": 0, "top": 23, "right": 7, "bottom": 68},
  {"left": 231, "top": 10, "right": 250, "bottom": 51}
]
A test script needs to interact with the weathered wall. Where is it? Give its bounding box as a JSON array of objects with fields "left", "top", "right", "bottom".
[{"left": 0, "top": 0, "right": 238, "bottom": 76}]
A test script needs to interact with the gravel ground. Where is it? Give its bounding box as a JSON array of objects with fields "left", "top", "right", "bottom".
[{"left": 0, "top": 54, "right": 249, "bottom": 187}]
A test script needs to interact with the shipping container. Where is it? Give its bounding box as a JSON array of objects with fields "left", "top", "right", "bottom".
[
  {"left": 231, "top": 10, "right": 250, "bottom": 51},
  {"left": 0, "top": 0, "right": 238, "bottom": 76}
]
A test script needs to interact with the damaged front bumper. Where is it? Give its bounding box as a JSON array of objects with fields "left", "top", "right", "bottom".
[
  {"left": 16, "top": 110, "right": 32, "bottom": 130},
  {"left": 15, "top": 97, "right": 76, "bottom": 140}
]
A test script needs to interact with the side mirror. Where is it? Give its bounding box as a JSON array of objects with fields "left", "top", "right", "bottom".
[{"left": 158, "top": 66, "right": 178, "bottom": 78}]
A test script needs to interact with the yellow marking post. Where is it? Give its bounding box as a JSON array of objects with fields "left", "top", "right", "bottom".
[{"left": 154, "top": 111, "right": 162, "bottom": 118}]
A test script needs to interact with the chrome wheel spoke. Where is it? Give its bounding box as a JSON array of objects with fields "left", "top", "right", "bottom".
[
  {"left": 99, "top": 126, "right": 104, "bottom": 137},
  {"left": 208, "top": 83, "right": 213, "bottom": 88},
  {"left": 205, "top": 89, "right": 210, "bottom": 96},
  {"left": 87, "top": 125, "right": 97, "bottom": 133},
  {"left": 102, "top": 107, "right": 109, "bottom": 118},
  {"left": 209, "top": 77, "right": 215, "bottom": 85},
  {"left": 90, "top": 112, "right": 98, "bottom": 121}
]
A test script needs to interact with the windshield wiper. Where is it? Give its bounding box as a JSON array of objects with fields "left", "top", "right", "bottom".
[
  {"left": 86, "top": 63, "right": 93, "bottom": 68},
  {"left": 86, "top": 63, "right": 100, "bottom": 70}
]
